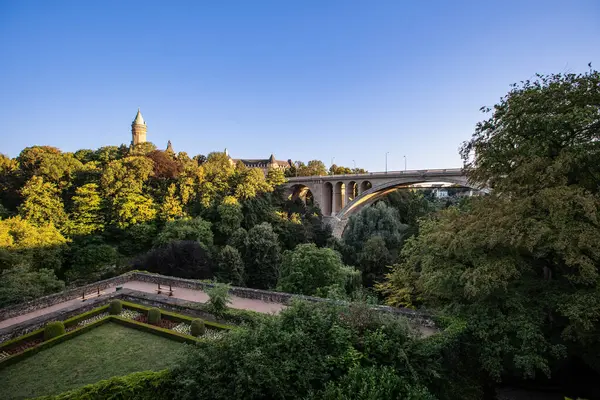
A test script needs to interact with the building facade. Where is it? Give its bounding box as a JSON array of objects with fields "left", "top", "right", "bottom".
[{"left": 225, "top": 149, "right": 292, "bottom": 174}]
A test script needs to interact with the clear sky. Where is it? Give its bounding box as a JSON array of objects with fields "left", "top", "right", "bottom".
[{"left": 1, "top": 1, "right": 598, "bottom": 171}]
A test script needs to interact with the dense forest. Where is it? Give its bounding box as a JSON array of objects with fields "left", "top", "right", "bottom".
[{"left": 2, "top": 68, "right": 600, "bottom": 399}]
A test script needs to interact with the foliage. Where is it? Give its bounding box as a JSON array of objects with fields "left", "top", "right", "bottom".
[
  {"left": 66, "top": 183, "right": 104, "bottom": 236},
  {"left": 0, "top": 265, "right": 64, "bottom": 308},
  {"left": 0, "top": 216, "right": 68, "bottom": 272},
  {"left": 315, "top": 365, "right": 435, "bottom": 400},
  {"left": 65, "top": 239, "right": 118, "bottom": 283},
  {"left": 266, "top": 167, "right": 286, "bottom": 187},
  {"left": 244, "top": 222, "right": 281, "bottom": 289},
  {"left": 277, "top": 243, "right": 359, "bottom": 296},
  {"left": 158, "top": 183, "right": 185, "bottom": 221},
  {"left": 18, "top": 176, "right": 67, "bottom": 228},
  {"left": 36, "top": 370, "right": 173, "bottom": 400},
  {"left": 148, "top": 307, "right": 162, "bottom": 325},
  {"left": 135, "top": 240, "right": 213, "bottom": 280},
  {"left": 109, "top": 299, "right": 123, "bottom": 315},
  {"left": 216, "top": 245, "right": 245, "bottom": 286},
  {"left": 215, "top": 196, "right": 243, "bottom": 240},
  {"left": 342, "top": 202, "right": 409, "bottom": 286},
  {"left": 44, "top": 321, "right": 66, "bottom": 340},
  {"left": 190, "top": 319, "right": 206, "bottom": 337},
  {"left": 154, "top": 217, "right": 213, "bottom": 248},
  {"left": 205, "top": 283, "right": 231, "bottom": 317},
  {"left": 380, "top": 68, "right": 600, "bottom": 383},
  {"left": 170, "top": 300, "right": 479, "bottom": 400},
  {"left": 113, "top": 192, "right": 157, "bottom": 228}
]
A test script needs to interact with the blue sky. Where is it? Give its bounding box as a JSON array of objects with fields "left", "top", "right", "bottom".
[{"left": 1, "top": 1, "right": 598, "bottom": 171}]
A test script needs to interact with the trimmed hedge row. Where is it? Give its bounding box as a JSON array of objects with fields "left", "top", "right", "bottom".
[
  {"left": 121, "top": 301, "right": 233, "bottom": 330},
  {"left": 0, "top": 305, "right": 110, "bottom": 353},
  {"left": 110, "top": 316, "right": 200, "bottom": 344},
  {"left": 0, "top": 317, "right": 111, "bottom": 370},
  {"left": 33, "top": 369, "right": 174, "bottom": 400}
]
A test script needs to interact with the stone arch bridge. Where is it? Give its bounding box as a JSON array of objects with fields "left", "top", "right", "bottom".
[{"left": 285, "top": 168, "right": 477, "bottom": 237}]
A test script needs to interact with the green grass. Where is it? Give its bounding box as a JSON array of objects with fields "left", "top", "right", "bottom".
[{"left": 0, "top": 322, "right": 185, "bottom": 400}]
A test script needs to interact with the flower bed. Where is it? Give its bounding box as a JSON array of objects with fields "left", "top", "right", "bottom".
[{"left": 170, "top": 322, "right": 225, "bottom": 340}]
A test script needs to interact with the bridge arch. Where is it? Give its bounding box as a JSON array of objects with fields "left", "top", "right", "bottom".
[
  {"left": 288, "top": 184, "right": 314, "bottom": 205},
  {"left": 331, "top": 176, "right": 474, "bottom": 237}
]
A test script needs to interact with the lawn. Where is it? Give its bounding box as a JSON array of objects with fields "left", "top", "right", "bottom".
[{"left": 0, "top": 322, "right": 185, "bottom": 399}]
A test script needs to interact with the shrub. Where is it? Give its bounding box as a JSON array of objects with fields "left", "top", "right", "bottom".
[
  {"left": 44, "top": 321, "right": 65, "bottom": 341},
  {"left": 148, "top": 307, "right": 161, "bottom": 325},
  {"left": 206, "top": 283, "right": 231, "bottom": 317},
  {"left": 109, "top": 299, "right": 123, "bottom": 315},
  {"left": 190, "top": 319, "right": 206, "bottom": 337}
]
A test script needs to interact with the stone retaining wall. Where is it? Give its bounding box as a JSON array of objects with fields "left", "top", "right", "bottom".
[
  {"left": 0, "top": 271, "right": 433, "bottom": 330},
  {"left": 131, "top": 272, "right": 433, "bottom": 324},
  {"left": 0, "top": 273, "right": 134, "bottom": 322}
]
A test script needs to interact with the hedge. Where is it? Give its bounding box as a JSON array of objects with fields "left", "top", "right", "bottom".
[
  {"left": 63, "top": 305, "right": 110, "bottom": 328},
  {"left": 121, "top": 301, "right": 233, "bottom": 330},
  {"left": 110, "top": 316, "right": 200, "bottom": 344},
  {"left": 33, "top": 369, "right": 174, "bottom": 400}
]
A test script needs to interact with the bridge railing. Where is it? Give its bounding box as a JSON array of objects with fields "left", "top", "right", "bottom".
[{"left": 286, "top": 168, "right": 464, "bottom": 181}]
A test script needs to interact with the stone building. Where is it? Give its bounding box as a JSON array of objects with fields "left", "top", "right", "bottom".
[
  {"left": 225, "top": 149, "right": 292, "bottom": 174},
  {"left": 131, "top": 108, "right": 147, "bottom": 146}
]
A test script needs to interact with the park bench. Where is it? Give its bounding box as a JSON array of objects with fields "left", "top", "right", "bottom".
[
  {"left": 81, "top": 287, "right": 104, "bottom": 301},
  {"left": 155, "top": 284, "right": 175, "bottom": 297}
]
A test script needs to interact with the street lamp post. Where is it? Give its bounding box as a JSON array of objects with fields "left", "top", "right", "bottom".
[
  {"left": 385, "top": 152, "right": 389, "bottom": 173},
  {"left": 352, "top": 159, "right": 356, "bottom": 169}
]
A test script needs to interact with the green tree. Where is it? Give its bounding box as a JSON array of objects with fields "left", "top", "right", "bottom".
[
  {"left": 215, "top": 196, "right": 243, "bottom": 239},
  {"left": 380, "top": 68, "right": 600, "bottom": 381},
  {"left": 244, "top": 222, "right": 281, "bottom": 289},
  {"left": 67, "top": 183, "right": 104, "bottom": 236},
  {"left": 159, "top": 183, "right": 185, "bottom": 221},
  {"left": 356, "top": 235, "right": 394, "bottom": 287},
  {"left": 197, "top": 152, "right": 235, "bottom": 207},
  {"left": 66, "top": 239, "right": 118, "bottom": 284},
  {"left": 216, "top": 245, "right": 245, "bottom": 286},
  {"left": 234, "top": 168, "right": 273, "bottom": 200},
  {"left": 100, "top": 156, "right": 154, "bottom": 197},
  {"left": 0, "top": 265, "right": 64, "bottom": 308},
  {"left": 0, "top": 216, "right": 67, "bottom": 272},
  {"left": 277, "top": 243, "right": 359, "bottom": 296},
  {"left": 342, "top": 202, "right": 408, "bottom": 269},
  {"left": 266, "top": 167, "right": 286, "bottom": 187},
  {"left": 205, "top": 282, "right": 231, "bottom": 317},
  {"left": 113, "top": 192, "right": 157, "bottom": 228},
  {"left": 18, "top": 176, "right": 67, "bottom": 228},
  {"left": 297, "top": 160, "right": 327, "bottom": 176},
  {"left": 154, "top": 217, "right": 213, "bottom": 248}
]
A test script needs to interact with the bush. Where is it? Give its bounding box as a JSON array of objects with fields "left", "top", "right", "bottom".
[
  {"left": 190, "top": 319, "right": 206, "bottom": 337},
  {"left": 205, "top": 283, "right": 231, "bottom": 317},
  {"left": 148, "top": 307, "right": 161, "bottom": 325},
  {"left": 44, "top": 321, "right": 65, "bottom": 341},
  {"left": 37, "top": 370, "right": 173, "bottom": 399},
  {"left": 109, "top": 299, "right": 123, "bottom": 315}
]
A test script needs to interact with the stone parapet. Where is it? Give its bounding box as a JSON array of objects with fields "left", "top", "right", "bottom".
[{"left": 0, "top": 273, "right": 134, "bottom": 322}]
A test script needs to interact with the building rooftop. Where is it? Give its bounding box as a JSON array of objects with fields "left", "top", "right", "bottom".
[{"left": 132, "top": 108, "right": 145, "bottom": 125}]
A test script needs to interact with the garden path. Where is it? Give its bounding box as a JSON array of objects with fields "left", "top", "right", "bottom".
[{"left": 0, "top": 280, "right": 285, "bottom": 330}]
